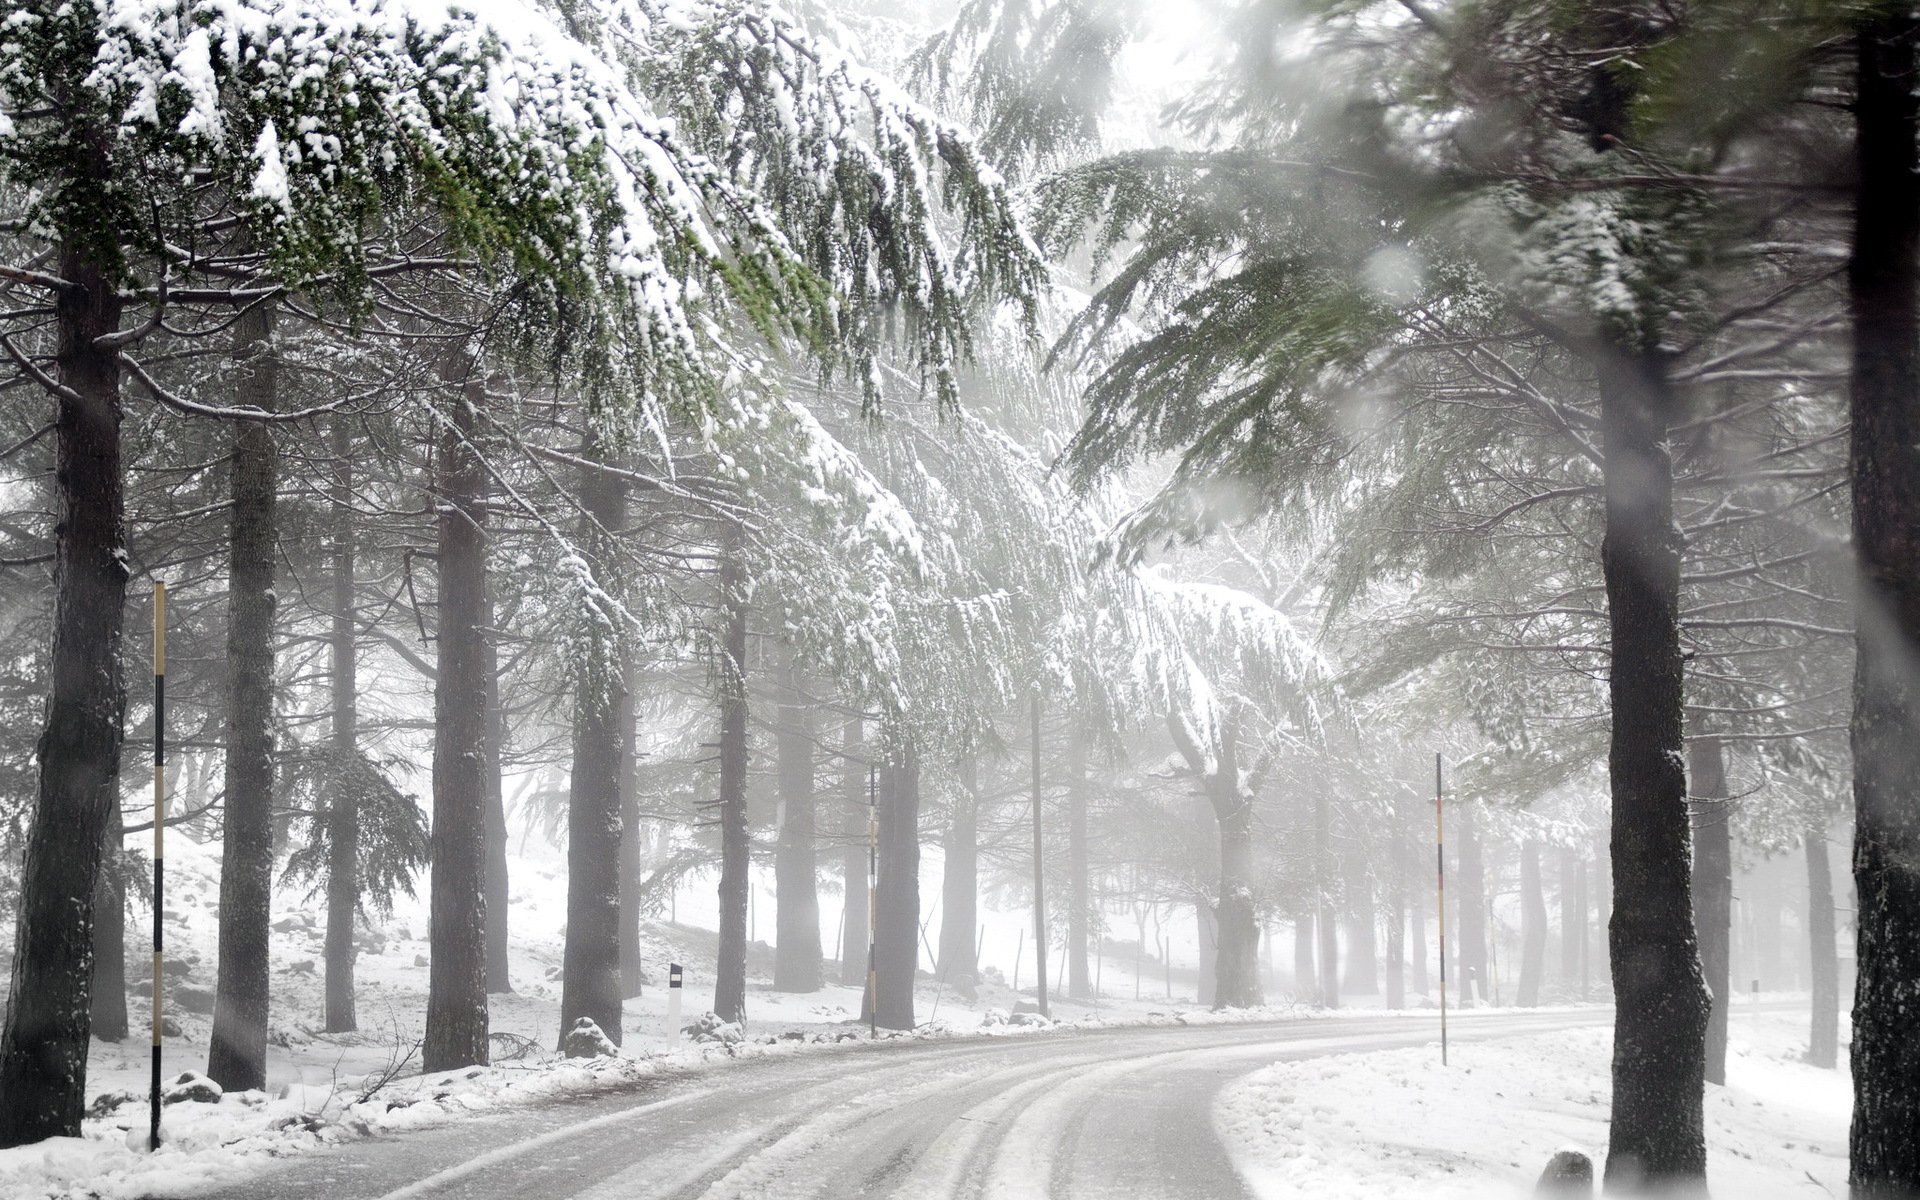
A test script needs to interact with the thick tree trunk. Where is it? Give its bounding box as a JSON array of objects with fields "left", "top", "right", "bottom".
[
  {"left": 712, "top": 529, "right": 751, "bottom": 1025},
  {"left": 1690, "top": 735, "right": 1732, "bottom": 1087},
  {"left": 1344, "top": 853, "right": 1378, "bottom": 995},
  {"left": 839, "top": 716, "right": 869, "bottom": 987},
  {"left": 618, "top": 659, "right": 644, "bottom": 999},
  {"left": 560, "top": 457, "right": 627, "bottom": 1047},
  {"left": 90, "top": 798, "right": 128, "bottom": 1042},
  {"left": 865, "top": 746, "right": 920, "bottom": 1031},
  {"left": 938, "top": 750, "right": 979, "bottom": 982},
  {"left": 423, "top": 346, "right": 491, "bottom": 1073},
  {"left": 1211, "top": 775, "right": 1262, "bottom": 1009},
  {"left": 1518, "top": 840, "right": 1547, "bottom": 1008},
  {"left": 323, "top": 420, "right": 359, "bottom": 1032},
  {"left": 1456, "top": 804, "right": 1487, "bottom": 1007},
  {"left": 1293, "top": 913, "right": 1316, "bottom": 999},
  {"left": 1806, "top": 823, "right": 1838, "bottom": 1071},
  {"left": 1314, "top": 787, "right": 1338, "bottom": 1009},
  {"left": 1067, "top": 727, "right": 1092, "bottom": 999},
  {"left": 1598, "top": 340, "right": 1710, "bottom": 1188},
  {"left": 209, "top": 302, "right": 279, "bottom": 1093},
  {"left": 482, "top": 616, "right": 512, "bottom": 996},
  {"left": 0, "top": 247, "right": 127, "bottom": 1149},
  {"left": 773, "top": 657, "right": 822, "bottom": 992},
  {"left": 1848, "top": 27, "right": 1920, "bottom": 1169}
]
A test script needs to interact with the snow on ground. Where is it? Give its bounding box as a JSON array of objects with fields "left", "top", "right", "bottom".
[{"left": 1215, "top": 1002, "right": 1848, "bottom": 1199}]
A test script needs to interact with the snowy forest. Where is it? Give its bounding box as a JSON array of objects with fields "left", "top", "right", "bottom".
[{"left": 0, "top": 0, "right": 1910, "bottom": 1196}]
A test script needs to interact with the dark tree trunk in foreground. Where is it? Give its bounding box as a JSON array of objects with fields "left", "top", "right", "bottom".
[
  {"left": 773, "top": 657, "right": 822, "bottom": 992},
  {"left": 1456, "top": 804, "right": 1487, "bottom": 1007},
  {"left": 1314, "top": 786, "right": 1338, "bottom": 1009},
  {"left": 483, "top": 588, "right": 512, "bottom": 995},
  {"left": 1598, "top": 339, "right": 1710, "bottom": 1188},
  {"left": 1849, "top": 12, "right": 1920, "bottom": 1196},
  {"left": 618, "top": 659, "right": 644, "bottom": 998},
  {"left": 1067, "top": 727, "right": 1092, "bottom": 999},
  {"left": 424, "top": 346, "right": 492, "bottom": 1073},
  {"left": 1518, "top": 840, "right": 1546, "bottom": 1008},
  {"left": 1806, "top": 823, "right": 1838, "bottom": 1070},
  {"left": 90, "top": 798, "right": 128, "bottom": 1042},
  {"left": 1690, "top": 735, "right": 1732, "bottom": 1087},
  {"left": 0, "top": 246, "right": 127, "bottom": 1149},
  {"left": 865, "top": 747, "right": 921, "bottom": 1031},
  {"left": 560, "top": 456, "right": 627, "bottom": 1047},
  {"left": 938, "top": 751, "right": 979, "bottom": 982},
  {"left": 712, "top": 530, "right": 751, "bottom": 1025},
  {"left": 839, "top": 716, "right": 869, "bottom": 987},
  {"left": 323, "top": 419, "right": 359, "bottom": 1032},
  {"left": 208, "top": 302, "right": 280, "bottom": 1093}
]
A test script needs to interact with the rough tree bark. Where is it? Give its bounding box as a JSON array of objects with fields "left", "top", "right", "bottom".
[
  {"left": 0, "top": 241, "right": 128, "bottom": 1149},
  {"left": 423, "top": 344, "right": 492, "bottom": 1073},
  {"left": 90, "top": 797, "right": 128, "bottom": 1042},
  {"left": 1690, "top": 735, "right": 1732, "bottom": 1087},
  {"left": 938, "top": 749, "right": 979, "bottom": 983},
  {"left": 1806, "top": 822, "right": 1838, "bottom": 1071},
  {"left": 711, "top": 526, "right": 751, "bottom": 1025},
  {"left": 208, "top": 302, "right": 279, "bottom": 1093},
  {"left": 323, "top": 417, "right": 359, "bottom": 1032},
  {"left": 865, "top": 744, "right": 921, "bottom": 1031},
  {"left": 773, "top": 655, "right": 823, "bottom": 992},
  {"left": 1518, "top": 840, "right": 1546, "bottom": 1008},
  {"left": 1849, "top": 11, "right": 1920, "bottom": 1194},
  {"left": 839, "top": 716, "right": 868, "bottom": 988},
  {"left": 560, "top": 453, "right": 628, "bottom": 1047},
  {"left": 1067, "top": 725, "right": 1092, "bottom": 999}
]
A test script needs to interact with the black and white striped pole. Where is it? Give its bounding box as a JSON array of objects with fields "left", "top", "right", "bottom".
[
  {"left": 866, "top": 763, "right": 877, "bottom": 1037},
  {"left": 667, "top": 962, "right": 682, "bottom": 1033},
  {"left": 149, "top": 581, "right": 167, "bottom": 1150}
]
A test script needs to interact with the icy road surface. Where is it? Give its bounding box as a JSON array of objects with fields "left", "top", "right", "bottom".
[{"left": 180, "top": 1009, "right": 1606, "bottom": 1200}]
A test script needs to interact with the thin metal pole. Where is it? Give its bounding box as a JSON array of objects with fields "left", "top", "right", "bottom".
[
  {"left": 1435, "top": 752, "right": 1448, "bottom": 1067},
  {"left": 150, "top": 581, "right": 166, "bottom": 1150},
  {"left": 1031, "top": 695, "right": 1049, "bottom": 1018},
  {"left": 867, "top": 763, "right": 877, "bottom": 1037}
]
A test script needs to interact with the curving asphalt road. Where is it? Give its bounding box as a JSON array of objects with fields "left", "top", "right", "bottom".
[{"left": 180, "top": 1008, "right": 1609, "bottom": 1200}]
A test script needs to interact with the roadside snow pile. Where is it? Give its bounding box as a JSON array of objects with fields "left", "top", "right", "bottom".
[
  {"left": 1215, "top": 1017, "right": 1848, "bottom": 1199},
  {"left": 562, "top": 1017, "right": 618, "bottom": 1058}
]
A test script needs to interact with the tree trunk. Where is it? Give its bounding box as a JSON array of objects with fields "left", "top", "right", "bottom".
[
  {"left": 90, "top": 798, "right": 128, "bottom": 1042},
  {"left": 938, "top": 750, "right": 979, "bottom": 982},
  {"left": 1456, "top": 804, "right": 1486, "bottom": 1007},
  {"left": 1067, "top": 726, "right": 1092, "bottom": 999},
  {"left": 1314, "top": 786, "right": 1338, "bottom": 1009},
  {"left": 1806, "top": 822, "right": 1838, "bottom": 1071},
  {"left": 1560, "top": 846, "right": 1582, "bottom": 986},
  {"left": 323, "top": 418, "right": 359, "bottom": 1032},
  {"left": 839, "top": 716, "right": 869, "bottom": 987},
  {"left": 865, "top": 744, "right": 920, "bottom": 1031},
  {"left": 773, "top": 656, "right": 822, "bottom": 992},
  {"left": 1385, "top": 800, "right": 1405, "bottom": 1010},
  {"left": 208, "top": 302, "right": 279, "bottom": 1093},
  {"left": 711, "top": 528, "right": 751, "bottom": 1025},
  {"left": 483, "top": 608, "right": 512, "bottom": 996},
  {"left": 1293, "top": 913, "right": 1316, "bottom": 999},
  {"left": 1518, "top": 840, "right": 1547, "bottom": 1008},
  {"left": 1344, "top": 852, "right": 1378, "bottom": 995},
  {"left": 423, "top": 345, "right": 491, "bottom": 1073},
  {"left": 560, "top": 455, "right": 627, "bottom": 1047},
  {"left": 1211, "top": 766, "right": 1262, "bottom": 1009},
  {"left": 1690, "top": 735, "right": 1732, "bottom": 1086},
  {"left": 0, "top": 246, "right": 127, "bottom": 1149},
  {"left": 618, "top": 658, "right": 644, "bottom": 999},
  {"left": 1598, "top": 339, "right": 1710, "bottom": 1187}
]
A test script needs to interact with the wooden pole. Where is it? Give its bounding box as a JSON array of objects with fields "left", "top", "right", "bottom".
[
  {"left": 866, "top": 763, "right": 877, "bottom": 1037},
  {"left": 149, "top": 581, "right": 166, "bottom": 1150},
  {"left": 1436, "top": 752, "right": 1448, "bottom": 1067}
]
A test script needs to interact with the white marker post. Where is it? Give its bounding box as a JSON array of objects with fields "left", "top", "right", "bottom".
[{"left": 667, "top": 962, "right": 682, "bottom": 1035}]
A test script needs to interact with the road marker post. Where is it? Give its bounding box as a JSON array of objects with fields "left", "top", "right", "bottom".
[
  {"left": 1436, "top": 752, "right": 1448, "bottom": 1067},
  {"left": 150, "top": 581, "right": 167, "bottom": 1150},
  {"left": 867, "top": 764, "right": 878, "bottom": 1037},
  {"left": 667, "top": 962, "right": 682, "bottom": 1034}
]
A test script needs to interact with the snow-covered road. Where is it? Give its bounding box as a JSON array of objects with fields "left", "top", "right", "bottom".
[{"left": 173, "top": 1008, "right": 1607, "bottom": 1200}]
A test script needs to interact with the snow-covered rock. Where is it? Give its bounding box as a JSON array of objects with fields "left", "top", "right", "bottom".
[
  {"left": 161, "top": 1072, "right": 222, "bottom": 1105},
  {"left": 562, "top": 1018, "right": 618, "bottom": 1059}
]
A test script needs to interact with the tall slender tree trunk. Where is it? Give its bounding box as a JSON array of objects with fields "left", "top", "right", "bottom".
[
  {"left": 1849, "top": 15, "right": 1920, "bottom": 1191},
  {"left": 1344, "top": 852, "right": 1378, "bottom": 995},
  {"left": 712, "top": 527, "right": 751, "bottom": 1025},
  {"left": 865, "top": 744, "right": 920, "bottom": 1031},
  {"left": 482, "top": 613, "right": 512, "bottom": 996},
  {"left": 1598, "top": 338, "right": 1710, "bottom": 1187},
  {"left": 618, "top": 659, "right": 644, "bottom": 999},
  {"left": 1211, "top": 774, "right": 1262, "bottom": 1008},
  {"left": 938, "top": 750, "right": 979, "bottom": 982},
  {"left": 1386, "top": 812, "right": 1406, "bottom": 1010},
  {"left": 1293, "top": 913, "right": 1316, "bottom": 999},
  {"left": 209, "top": 302, "right": 279, "bottom": 1093},
  {"left": 323, "top": 419, "right": 359, "bottom": 1032},
  {"left": 1518, "top": 840, "right": 1546, "bottom": 1008},
  {"left": 424, "top": 344, "right": 491, "bottom": 1073},
  {"left": 839, "top": 716, "right": 869, "bottom": 987},
  {"left": 1456, "top": 804, "right": 1486, "bottom": 1007},
  {"left": 560, "top": 454, "right": 627, "bottom": 1047},
  {"left": 1314, "top": 786, "right": 1338, "bottom": 1009},
  {"left": 1067, "top": 726, "right": 1092, "bottom": 999},
  {"left": 1805, "top": 822, "right": 1838, "bottom": 1071},
  {"left": 1560, "top": 846, "right": 1582, "bottom": 986},
  {"left": 0, "top": 244, "right": 127, "bottom": 1149},
  {"left": 1690, "top": 735, "right": 1732, "bottom": 1086},
  {"left": 90, "top": 797, "right": 128, "bottom": 1042},
  {"left": 773, "top": 656, "right": 822, "bottom": 992}
]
